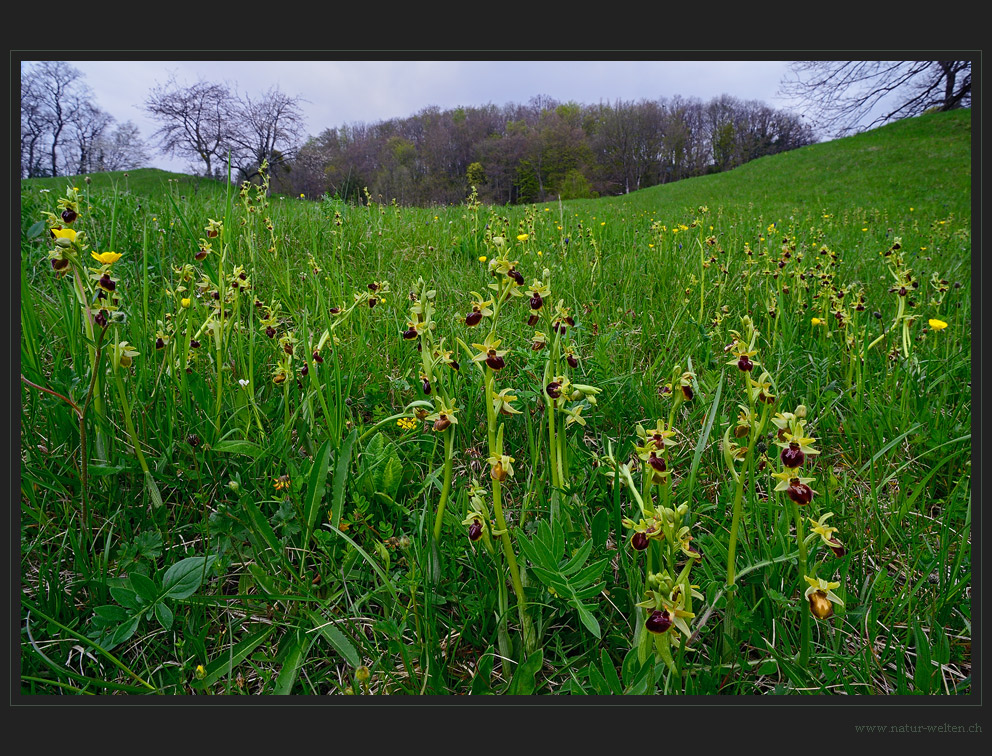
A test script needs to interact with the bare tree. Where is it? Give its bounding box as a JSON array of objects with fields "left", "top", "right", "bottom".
[
  {"left": 71, "top": 101, "right": 115, "bottom": 175},
  {"left": 780, "top": 60, "right": 972, "bottom": 138},
  {"left": 227, "top": 86, "right": 307, "bottom": 183},
  {"left": 22, "top": 61, "right": 89, "bottom": 176},
  {"left": 20, "top": 65, "right": 48, "bottom": 177},
  {"left": 144, "top": 77, "right": 235, "bottom": 177},
  {"left": 94, "top": 121, "right": 149, "bottom": 172}
]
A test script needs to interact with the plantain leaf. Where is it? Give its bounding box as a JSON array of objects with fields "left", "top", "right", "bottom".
[
  {"left": 330, "top": 429, "right": 358, "bottom": 529},
  {"left": 161, "top": 555, "right": 217, "bottom": 600},
  {"left": 304, "top": 439, "right": 333, "bottom": 539}
]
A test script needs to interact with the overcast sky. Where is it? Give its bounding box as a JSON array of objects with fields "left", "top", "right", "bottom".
[{"left": 29, "top": 59, "right": 802, "bottom": 173}]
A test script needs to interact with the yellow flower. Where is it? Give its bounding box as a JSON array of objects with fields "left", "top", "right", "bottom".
[
  {"left": 91, "top": 251, "right": 123, "bottom": 265},
  {"left": 181, "top": 298, "right": 191, "bottom": 308},
  {"left": 194, "top": 664, "right": 206, "bottom": 680},
  {"left": 51, "top": 227, "right": 77, "bottom": 245},
  {"left": 273, "top": 474, "right": 291, "bottom": 491},
  {"left": 517, "top": 233, "right": 529, "bottom": 241},
  {"left": 928, "top": 318, "right": 948, "bottom": 331},
  {"left": 478, "top": 256, "right": 487, "bottom": 262},
  {"left": 811, "top": 317, "right": 823, "bottom": 326}
]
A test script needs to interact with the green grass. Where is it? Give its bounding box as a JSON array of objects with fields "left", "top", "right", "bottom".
[{"left": 19, "top": 109, "right": 971, "bottom": 697}]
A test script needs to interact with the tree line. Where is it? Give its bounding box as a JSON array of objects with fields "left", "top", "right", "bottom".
[
  {"left": 20, "top": 61, "right": 149, "bottom": 178},
  {"left": 277, "top": 94, "right": 815, "bottom": 205},
  {"left": 22, "top": 59, "right": 970, "bottom": 206}
]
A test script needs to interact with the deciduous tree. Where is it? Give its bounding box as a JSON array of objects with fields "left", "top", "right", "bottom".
[
  {"left": 780, "top": 60, "right": 972, "bottom": 137},
  {"left": 144, "top": 77, "right": 235, "bottom": 177}
]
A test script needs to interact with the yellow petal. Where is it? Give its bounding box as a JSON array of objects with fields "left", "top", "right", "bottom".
[{"left": 91, "top": 251, "right": 123, "bottom": 265}]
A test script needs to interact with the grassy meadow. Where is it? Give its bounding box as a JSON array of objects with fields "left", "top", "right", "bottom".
[{"left": 18, "top": 109, "right": 972, "bottom": 696}]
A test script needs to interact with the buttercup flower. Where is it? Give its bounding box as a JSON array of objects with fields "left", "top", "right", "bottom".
[
  {"left": 51, "top": 227, "right": 78, "bottom": 246},
  {"left": 91, "top": 251, "right": 123, "bottom": 265},
  {"left": 928, "top": 318, "right": 948, "bottom": 331}
]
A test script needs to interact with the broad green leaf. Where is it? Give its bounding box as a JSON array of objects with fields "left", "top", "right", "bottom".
[
  {"left": 591, "top": 508, "right": 610, "bottom": 550},
  {"left": 26, "top": 219, "right": 47, "bottom": 239},
  {"left": 93, "top": 604, "right": 129, "bottom": 623},
  {"left": 625, "top": 656, "right": 656, "bottom": 695},
  {"left": 129, "top": 572, "right": 159, "bottom": 603},
  {"left": 306, "top": 610, "right": 361, "bottom": 668},
  {"left": 560, "top": 539, "right": 593, "bottom": 576},
  {"left": 161, "top": 555, "right": 217, "bottom": 600},
  {"left": 507, "top": 649, "right": 543, "bottom": 695},
  {"left": 154, "top": 601, "right": 174, "bottom": 631},
  {"left": 470, "top": 647, "right": 495, "bottom": 695},
  {"left": 600, "top": 649, "right": 623, "bottom": 694},
  {"left": 110, "top": 587, "right": 142, "bottom": 612},
  {"left": 274, "top": 629, "right": 310, "bottom": 695},
  {"left": 587, "top": 661, "right": 611, "bottom": 695},
  {"left": 380, "top": 453, "right": 403, "bottom": 499},
  {"left": 575, "top": 601, "right": 602, "bottom": 639},
  {"left": 330, "top": 430, "right": 358, "bottom": 529},
  {"left": 304, "top": 439, "right": 333, "bottom": 539},
  {"left": 212, "top": 440, "right": 266, "bottom": 458},
  {"left": 111, "top": 615, "right": 141, "bottom": 647},
  {"left": 570, "top": 558, "right": 609, "bottom": 589},
  {"left": 516, "top": 526, "right": 555, "bottom": 569}
]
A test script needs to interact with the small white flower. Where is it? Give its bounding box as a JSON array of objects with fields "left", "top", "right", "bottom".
[{"left": 238, "top": 379, "right": 250, "bottom": 388}]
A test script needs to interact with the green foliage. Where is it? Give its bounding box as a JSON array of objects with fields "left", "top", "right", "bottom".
[
  {"left": 92, "top": 556, "right": 218, "bottom": 649},
  {"left": 516, "top": 520, "right": 610, "bottom": 639},
  {"left": 18, "top": 111, "right": 971, "bottom": 697}
]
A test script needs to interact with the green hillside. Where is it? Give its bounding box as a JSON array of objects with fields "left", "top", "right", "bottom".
[{"left": 19, "top": 110, "right": 972, "bottom": 699}]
